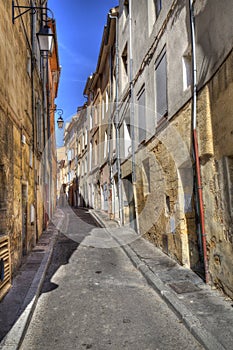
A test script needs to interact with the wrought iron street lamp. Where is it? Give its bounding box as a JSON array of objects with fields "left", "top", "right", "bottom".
[
  {"left": 57, "top": 115, "right": 64, "bottom": 129},
  {"left": 12, "top": 0, "right": 54, "bottom": 54},
  {"left": 50, "top": 108, "right": 64, "bottom": 129},
  {"left": 37, "top": 25, "right": 54, "bottom": 53}
]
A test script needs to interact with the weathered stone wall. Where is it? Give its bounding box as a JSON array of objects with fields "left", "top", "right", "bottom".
[
  {"left": 136, "top": 102, "right": 200, "bottom": 270},
  {"left": 0, "top": 1, "right": 36, "bottom": 275},
  {"left": 138, "top": 50, "right": 233, "bottom": 297},
  {"left": 198, "top": 51, "right": 233, "bottom": 298},
  {"left": 0, "top": 2, "right": 59, "bottom": 293}
]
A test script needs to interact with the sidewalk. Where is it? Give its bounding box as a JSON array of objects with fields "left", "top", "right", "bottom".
[
  {"left": 0, "top": 222, "right": 58, "bottom": 350},
  {"left": 90, "top": 209, "right": 233, "bottom": 350}
]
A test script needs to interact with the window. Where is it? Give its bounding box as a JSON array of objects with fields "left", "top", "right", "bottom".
[
  {"left": 89, "top": 141, "right": 92, "bottom": 171},
  {"left": 104, "top": 131, "right": 108, "bottom": 159},
  {"left": 137, "top": 86, "right": 146, "bottom": 143},
  {"left": 124, "top": 0, "right": 129, "bottom": 18},
  {"left": 113, "top": 70, "right": 116, "bottom": 102},
  {"left": 67, "top": 149, "right": 72, "bottom": 161},
  {"left": 94, "top": 140, "right": 98, "bottom": 165},
  {"left": 122, "top": 44, "right": 128, "bottom": 77},
  {"left": 123, "top": 120, "right": 131, "bottom": 158},
  {"left": 102, "top": 99, "right": 105, "bottom": 120},
  {"left": 90, "top": 113, "right": 93, "bottom": 130},
  {"left": 29, "top": 147, "right": 33, "bottom": 168},
  {"left": 30, "top": 204, "right": 35, "bottom": 224},
  {"left": 155, "top": 49, "right": 168, "bottom": 122},
  {"left": 142, "top": 158, "right": 151, "bottom": 195},
  {"left": 82, "top": 133, "right": 85, "bottom": 150},
  {"left": 119, "top": 123, "right": 125, "bottom": 159},
  {"left": 105, "top": 90, "right": 109, "bottom": 112},
  {"left": 85, "top": 157, "right": 88, "bottom": 174},
  {"left": 36, "top": 100, "right": 42, "bottom": 151},
  {"left": 154, "top": 0, "right": 162, "bottom": 18},
  {"left": 84, "top": 127, "right": 88, "bottom": 146},
  {"left": 94, "top": 106, "right": 98, "bottom": 125},
  {"left": 182, "top": 54, "right": 192, "bottom": 90},
  {"left": 121, "top": 44, "right": 128, "bottom": 90},
  {"left": 112, "top": 123, "right": 116, "bottom": 153}
]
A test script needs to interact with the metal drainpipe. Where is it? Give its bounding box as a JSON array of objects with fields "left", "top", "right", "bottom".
[
  {"left": 31, "top": 1, "right": 38, "bottom": 240},
  {"left": 109, "top": 13, "right": 123, "bottom": 226},
  {"left": 189, "top": 0, "right": 209, "bottom": 283},
  {"left": 129, "top": 0, "right": 139, "bottom": 233},
  {"left": 107, "top": 40, "right": 113, "bottom": 219}
]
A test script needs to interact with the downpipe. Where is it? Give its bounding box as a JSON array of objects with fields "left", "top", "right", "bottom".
[
  {"left": 129, "top": 0, "right": 140, "bottom": 234},
  {"left": 189, "top": 0, "right": 209, "bottom": 283},
  {"left": 109, "top": 13, "right": 124, "bottom": 226}
]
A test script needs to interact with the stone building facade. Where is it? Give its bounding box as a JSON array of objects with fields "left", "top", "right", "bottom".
[
  {"left": 0, "top": 0, "right": 59, "bottom": 299},
  {"left": 57, "top": 146, "right": 66, "bottom": 207},
  {"left": 63, "top": 0, "right": 233, "bottom": 298},
  {"left": 63, "top": 116, "right": 79, "bottom": 207}
]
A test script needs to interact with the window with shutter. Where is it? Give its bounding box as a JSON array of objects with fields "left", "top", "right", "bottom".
[
  {"left": 155, "top": 49, "right": 168, "bottom": 122},
  {"left": 154, "top": 0, "right": 162, "bottom": 18},
  {"left": 137, "top": 86, "right": 146, "bottom": 143},
  {"left": 36, "top": 100, "right": 42, "bottom": 151}
]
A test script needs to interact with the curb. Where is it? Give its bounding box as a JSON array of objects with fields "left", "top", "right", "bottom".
[
  {"left": 88, "top": 209, "right": 120, "bottom": 228},
  {"left": 88, "top": 210, "right": 107, "bottom": 228},
  {"left": 121, "top": 243, "right": 225, "bottom": 350},
  {"left": 89, "top": 210, "right": 226, "bottom": 350},
  {"left": 0, "top": 229, "right": 58, "bottom": 350}
]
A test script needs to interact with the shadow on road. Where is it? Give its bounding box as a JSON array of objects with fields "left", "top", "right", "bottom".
[
  {"left": 0, "top": 208, "right": 98, "bottom": 342},
  {"left": 41, "top": 232, "right": 80, "bottom": 294}
]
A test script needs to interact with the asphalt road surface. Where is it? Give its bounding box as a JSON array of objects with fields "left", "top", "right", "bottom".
[{"left": 20, "top": 208, "right": 203, "bottom": 350}]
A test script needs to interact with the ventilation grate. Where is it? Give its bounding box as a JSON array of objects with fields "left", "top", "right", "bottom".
[{"left": 0, "top": 235, "right": 11, "bottom": 300}]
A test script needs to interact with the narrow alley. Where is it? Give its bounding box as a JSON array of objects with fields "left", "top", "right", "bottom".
[{"left": 19, "top": 208, "right": 202, "bottom": 350}]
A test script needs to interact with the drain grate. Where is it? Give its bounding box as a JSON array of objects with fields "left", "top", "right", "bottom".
[{"left": 168, "top": 281, "right": 201, "bottom": 294}]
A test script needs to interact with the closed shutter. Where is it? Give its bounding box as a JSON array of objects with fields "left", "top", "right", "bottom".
[
  {"left": 155, "top": 50, "right": 168, "bottom": 121},
  {"left": 138, "top": 87, "right": 146, "bottom": 143},
  {"left": 0, "top": 235, "right": 11, "bottom": 300}
]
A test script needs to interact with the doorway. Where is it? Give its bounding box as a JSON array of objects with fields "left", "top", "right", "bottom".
[
  {"left": 22, "top": 184, "right": 28, "bottom": 255},
  {"left": 123, "top": 174, "right": 136, "bottom": 229}
]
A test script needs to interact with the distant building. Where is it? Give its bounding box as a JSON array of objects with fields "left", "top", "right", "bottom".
[
  {"left": 57, "top": 146, "right": 66, "bottom": 207},
  {"left": 63, "top": 116, "right": 79, "bottom": 207}
]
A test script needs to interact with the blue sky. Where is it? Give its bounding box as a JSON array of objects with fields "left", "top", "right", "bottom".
[{"left": 48, "top": 0, "right": 117, "bottom": 145}]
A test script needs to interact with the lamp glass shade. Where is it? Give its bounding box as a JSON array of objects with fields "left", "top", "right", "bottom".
[
  {"left": 37, "top": 25, "right": 54, "bottom": 53},
  {"left": 57, "top": 116, "right": 64, "bottom": 129}
]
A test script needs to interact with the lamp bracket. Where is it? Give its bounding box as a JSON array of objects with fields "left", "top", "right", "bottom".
[
  {"left": 12, "top": 0, "right": 54, "bottom": 24},
  {"left": 50, "top": 108, "right": 63, "bottom": 116}
]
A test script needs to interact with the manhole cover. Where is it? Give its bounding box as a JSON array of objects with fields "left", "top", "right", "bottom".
[{"left": 168, "top": 281, "right": 201, "bottom": 294}]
